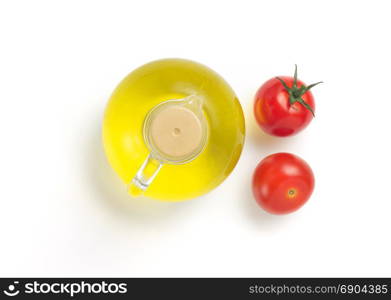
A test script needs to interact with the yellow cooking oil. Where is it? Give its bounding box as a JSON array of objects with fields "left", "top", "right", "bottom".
[{"left": 102, "top": 58, "right": 245, "bottom": 201}]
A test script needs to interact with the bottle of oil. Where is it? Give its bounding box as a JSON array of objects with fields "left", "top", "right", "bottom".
[{"left": 103, "top": 58, "right": 245, "bottom": 201}]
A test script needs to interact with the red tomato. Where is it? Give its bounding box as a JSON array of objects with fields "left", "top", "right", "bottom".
[
  {"left": 254, "top": 66, "right": 322, "bottom": 137},
  {"left": 252, "top": 153, "right": 315, "bottom": 215}
]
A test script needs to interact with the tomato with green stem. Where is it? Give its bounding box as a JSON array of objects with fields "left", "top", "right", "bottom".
[{"left": 254, "top": 65, "right": 322, "bottom": 137}]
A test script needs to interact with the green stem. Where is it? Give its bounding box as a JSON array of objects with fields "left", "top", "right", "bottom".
[{"left": 276, "top": 66, "right": 322, "bottom": 116}]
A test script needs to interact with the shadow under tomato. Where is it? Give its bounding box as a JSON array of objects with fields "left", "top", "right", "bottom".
[{"left": 239, "top": 155, "right": 293, "bottom": 230}]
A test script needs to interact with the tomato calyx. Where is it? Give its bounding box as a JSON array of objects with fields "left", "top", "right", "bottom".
[{"left": 276, "top": 65, "right": 322, "bottom": 117}]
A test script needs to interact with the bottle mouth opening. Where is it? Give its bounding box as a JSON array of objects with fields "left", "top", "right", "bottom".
[{"left": 143, "top": 95, "right": 208, "bottom": 164}]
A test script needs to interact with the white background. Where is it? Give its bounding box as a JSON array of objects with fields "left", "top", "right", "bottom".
[{"left": 1, "top": 0, "right": 390, "bottom": 277}]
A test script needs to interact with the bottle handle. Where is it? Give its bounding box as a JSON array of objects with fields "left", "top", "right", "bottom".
[{"left": 128, "top": 154, "right": 163, "bottom": 197}]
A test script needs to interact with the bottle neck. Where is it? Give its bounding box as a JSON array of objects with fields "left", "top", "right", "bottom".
[{"left": 143, "top": 95, "right": 208, "bottom": 164}]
